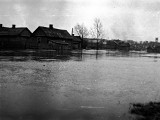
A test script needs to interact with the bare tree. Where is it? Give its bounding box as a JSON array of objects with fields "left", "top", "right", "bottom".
[
  {"left": 74, "top": 23, "right": 88, "bottom": 49},
  {"left": 90, "top": 18, "right": 104, "bottom": 39},
  {"left": 74, "top": 23, "right": 88, "bottom": 38},
  {"left": 90, "top": 18, "right": 104, "bottom": 50}
]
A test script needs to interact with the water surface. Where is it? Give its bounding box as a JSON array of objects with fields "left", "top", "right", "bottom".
[{"left": 0, "top": 50, "right": 160, "bottom": 120}]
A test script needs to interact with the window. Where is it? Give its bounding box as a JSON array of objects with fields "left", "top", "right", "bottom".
[{"left": 37, "top": 37, "right": 41, "bottom": 43}]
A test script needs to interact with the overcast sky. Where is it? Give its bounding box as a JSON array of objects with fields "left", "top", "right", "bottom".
[{"left": 0, "top": 0, "right": 160, "bottom": 41}]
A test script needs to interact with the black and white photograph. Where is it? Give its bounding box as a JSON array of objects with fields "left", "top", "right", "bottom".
[{"left": 1, "top": 0, "right": 160, "bottom": 120}]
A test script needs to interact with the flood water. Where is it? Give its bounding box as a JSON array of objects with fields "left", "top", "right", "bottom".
[{"left": 0, "top": 50, "right": 160, "bottom": 120}]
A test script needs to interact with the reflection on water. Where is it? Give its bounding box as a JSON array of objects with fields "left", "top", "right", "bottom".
[
  {"left": 0, "top": 50, "right": 149, "bottom": 62},
  {"left": 0, "top": 50, "right": 160, "bottom": 120},
  {"left": 0, "top": 50, "right": 78, "bottom": 62}
]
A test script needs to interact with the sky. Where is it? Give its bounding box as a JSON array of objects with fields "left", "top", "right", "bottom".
[{"left": 0, "top": 0, "right": 160, "bottom": 41}]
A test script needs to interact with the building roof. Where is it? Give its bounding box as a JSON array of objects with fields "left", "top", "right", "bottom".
[
  {"left": 72, "top": 36, "right": 82, "bottom": 42},
  {"left": 36, "top": 26, "right": 72, "bottom": 40},
  {"left": 106, "top": 40, "right": 130, "bottom": 47},
  {"left": 106, "top": 40, "right": 119, "bottom": 45},
  {"left": 118, "top": 41, "right": 130, "bottom": 47},
  {"left": 0, "top": 27, "right": 31, "bottom": 36},
  {"left": 9, "top": 28, "right": 26, "bottom": 35},
  {"left": 0, "top": 27, "right": 10, "bottom": 35}
]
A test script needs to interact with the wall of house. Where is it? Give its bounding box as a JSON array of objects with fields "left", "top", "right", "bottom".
[
  {"left": 26, "top": 37, "right": 38, "bottom": 49},
  {"left": 38, "top": 37, "right": 50, "bottom": 49},
  {"left": 0, "top": 36, "right": 26, "bottom": 50},
  {"left": 26, "top": 37, "right": 68, "bottom": 50},
  {"left": 64, "top": 39, "right": 72, "bottom": 50},
  {"left": 17, "top": 37, "right": 28, "bottom": 49},
  {"left": 7, "top": 37, "right": 27, "bottom": 49},
  {"left": 27, "top": 37, "right": 50, "bottom": 49},
  {"left": 73, "top": 42, "right": 81, "bottom": 50},
  {"left": 48, "top": 38, "right": 71, "bottom": 50},
  {"left": 0, "top": 37, "right": 9, "bottom": 49},
  {"left": 26, "top": 28, "right": 50, "bottom": 49},
  {"left": 106, "top": 42, "right": 118, "bottom": 50}
]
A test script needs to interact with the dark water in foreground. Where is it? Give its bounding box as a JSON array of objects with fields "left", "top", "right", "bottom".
[{"left": 0, "top": 50, "right": 160, "bottom": 120}]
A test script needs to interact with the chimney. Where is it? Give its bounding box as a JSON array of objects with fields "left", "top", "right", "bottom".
[
  {"left": 0, "top": 24, "right": 2, "bottom": 28},
  {"left": 155, "top": 37, "right": 158, "bottom": 43},
  {"left": 71, "top": 28, "right": 74, "bottom": 36},
  {"left": 49, "top": 24, "right": 53, "bottom": 29},
  {"left": 12, "top": 24, "right": 16, "bottom": 28}
]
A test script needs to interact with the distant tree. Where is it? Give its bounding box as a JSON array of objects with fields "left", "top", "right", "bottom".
[
  {"left": 90, "top": 18, "right": 104, "bottom": 39},
  {"left": 74, "top": 23, "right": 88, "bottom": 38},
  {"left": 90, "top": 18, "right": 104, "bottom": 50},
  {"left": 74, "top": 23, "right": 89, "bottom": 49}
]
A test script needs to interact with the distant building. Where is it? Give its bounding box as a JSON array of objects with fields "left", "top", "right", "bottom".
[
  {"left": 0, "top": 24, "right": 32, "bottom": 50},
  {"left": 106, "top": 40, "right": 118, "bottom": 50},
  {"left": 84, "top": 38, "right": 97, "bottom": 49},
  {"left": 147, "top": 41, "right": 160, "bottom": 53},
  {"left": 84, "top": 38, "right": 106, "bottom": 49},
  {"left": 106, "top": 40, "right": 130, "bottom": 51},
  {"left": 117, "top": 41, "right": 130, "bottom": 51},
  {"left": 147, "top": 46, "right": 160, "bottom": 53},
  {"left": 26, "top": 24, "right": 73, "bottom": 50}
]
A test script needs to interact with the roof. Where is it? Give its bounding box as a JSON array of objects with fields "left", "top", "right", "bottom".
[
  {"left": 0, "top": 27, "right": 31, "bottom": 36},
  {"left": 9, "top": 28, "right": 26, "bottom": 35},
  {"left": 107, "top": 40, "right": 118, "bottom": 45},
  {"left": 72, "top": 36, "right": 82, "bottom": 42},
  {"left": 118, "top": 41, "right": 130, "bottom": 47},
  {"left": 36, "top": 26, "right": 72, "bottom": 40},
  {"left": 0, "top": 27, "right": 9, "bottom": 35},
  {"left": 107, "top": 40, "right": 130, "bottom": 45}
]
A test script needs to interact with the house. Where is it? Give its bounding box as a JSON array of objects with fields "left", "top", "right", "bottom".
[
  {"left": 117, "top": 41, "right": 130, "bottom": 51},
  {"left": 106, "top": 40, "right": 130, "bottom": 51},
  {"left": 83, "top": 38, "right": 97, "bottom": 49},
  {"left": 147, "top": 45, "right": 160, "bottom": 53},
  {"left": 147, "top": 46, "right": 155, "bottom": 53},
  {"left": 106, "top": 40, "right": 118, "bottom": 50},
  {"left": 26, "top": 24, "right": 73, "bottom": 50},
  {"left": 84, "top": 38, "right": 106, "bottom": 49},
  {"left": 72, "top": 35, "right": 82, "bottom": 50},
  {"left": 0, "top": 24, "right": 32, "bottom": 50},
  {"left": 147, "top": 38, "right": 160, "bottom": 53}
]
